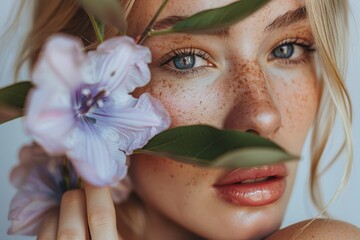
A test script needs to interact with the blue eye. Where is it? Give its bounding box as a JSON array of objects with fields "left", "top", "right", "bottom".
[
  {"left": 160, "top": 48, "right": 215, "bottom": 77},
  {"left": 272, "top": 44, "right": 294, "bottom": 59},
  {"left": 173, "top": 55, "right": 196, "bottom": 70}
]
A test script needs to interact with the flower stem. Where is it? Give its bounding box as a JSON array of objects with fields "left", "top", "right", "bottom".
[
  {"left": 86, "top": 9, "right": 104, "bottom": 43},
  {"left": 137, "top": 0, "right": 171, "bottom": 45}
]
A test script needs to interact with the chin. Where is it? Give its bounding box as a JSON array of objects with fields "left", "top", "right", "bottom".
[
  {"left": 183, "top": 197, "right": 288, "bottom": 240},
  {"left": 195, "top": 219, "right": 282, "bottom": 240}
]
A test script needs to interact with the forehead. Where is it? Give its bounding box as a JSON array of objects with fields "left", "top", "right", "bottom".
[{"left": 129, "top": 0, "right": 306, "bottom": 35}]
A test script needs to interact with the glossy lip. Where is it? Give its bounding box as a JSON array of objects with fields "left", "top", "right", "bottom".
[{"left": 213, "top": 164, "right": 288, "bottom": 207}]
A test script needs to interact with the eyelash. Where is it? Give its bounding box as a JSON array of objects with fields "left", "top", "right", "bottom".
[
  {"left": 270, "top": 38, "right": 317, "bottom": 65},
  {"left": 159, "top": 39, "right": 317, "bottom": 77},
  {"left": 160, "top": 47, "right": 215, "bottom": 77}
]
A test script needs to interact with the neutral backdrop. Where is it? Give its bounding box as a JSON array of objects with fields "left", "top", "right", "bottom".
[{"left": 0, "top": 1, "right": 359, "bottom": 240}]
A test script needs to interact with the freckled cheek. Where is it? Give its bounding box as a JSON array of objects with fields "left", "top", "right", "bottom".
[
  {"left": 130, "top": 153, "right": 216, "bottom": 212},
  {"left": 272, "top": 74, "right": 319, "bottom": 150},
  {"left": 129, "top": 155, "right": 190, "bottom": 205},
  {"left": 141, "top": 75, "right": 230, "bottom": 127}
]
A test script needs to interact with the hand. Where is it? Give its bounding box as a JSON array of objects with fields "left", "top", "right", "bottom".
[{"left": 38, "top": 183, "right": 121, "bottom": 240}]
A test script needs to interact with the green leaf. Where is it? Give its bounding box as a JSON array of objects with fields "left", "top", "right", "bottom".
[
  {"left": 135, "top": 125, "right": 298, "bottom": 168},
  {"left": 79, "top": 0, "right": 127, "bottom": 34},
  {"left": 0, "top": 81, "right": 33, "bottom": 123},
  {"left": 0, "top": 82, "right": 33, "bottom": 109},
  {"left": 150, "top": 0, "right": 270, "bottom": 35}
]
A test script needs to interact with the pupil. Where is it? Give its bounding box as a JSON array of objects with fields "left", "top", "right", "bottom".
[
  {"left": 173, "top": 55, "right": 195, "bottom": 69},
  {"left": 274, "top": 44, "right": 294, "bottom": 58}
]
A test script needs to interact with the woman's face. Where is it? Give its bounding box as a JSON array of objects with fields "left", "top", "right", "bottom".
[{"left": 128, "top": 0, "right": 319, "bottom": 239}]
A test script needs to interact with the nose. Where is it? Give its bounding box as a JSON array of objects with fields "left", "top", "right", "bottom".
[{"left": 223, "top": 63, "right": 281, "bottom": 139}]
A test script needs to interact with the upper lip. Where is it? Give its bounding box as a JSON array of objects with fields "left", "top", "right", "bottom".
[{"left": 214, "top": 164, "right": 288, "bottom": 186}]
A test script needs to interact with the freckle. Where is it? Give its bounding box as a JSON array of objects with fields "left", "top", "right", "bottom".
[
  {"left": 192, "top": 179, "right": 198, "bottom": 186},
  {"left": 180, "top": 164, "right": 183, "bottom": 168},
  {"left": 170, "top": 174, "right": 174, "bottom": 179},
  {"left": 186, "top": 190, "right": 192, "bottom": 199}
]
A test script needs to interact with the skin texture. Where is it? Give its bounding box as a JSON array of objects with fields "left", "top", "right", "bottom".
[
  {"left": 128, "top": 0, "right": 318, "bottom": 239},
  {"left": 266, "top": 219, "right": 360, "bottom": 239},
  {"left": 36, "top": 0, "right": 360, "bottom": 240}
]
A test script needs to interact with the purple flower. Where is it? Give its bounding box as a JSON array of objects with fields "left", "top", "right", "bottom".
[
  {"left": 8, "top": 144, "right": 134, "bottom": 236},
  {"left": 25, "top": 34, "right": 170, "bottom": 186},
  {"left": 8, "top": 144, "right": 78, "bottom": 235}
]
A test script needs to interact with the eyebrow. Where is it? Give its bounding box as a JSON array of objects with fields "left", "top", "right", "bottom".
[
  {"left": 264, "top": 7, "right": 307, "bottom": 32},
  {"left": 152, "top": 6, "right": 307, "bottom": 38}
]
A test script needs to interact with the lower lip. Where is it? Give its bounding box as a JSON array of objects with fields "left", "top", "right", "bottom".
[{"left": 214, "top": 177, "right": 286, "bottom": 206}]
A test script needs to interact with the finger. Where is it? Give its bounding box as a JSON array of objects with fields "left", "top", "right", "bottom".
[
  {"left": 37, "top": 208, "right": 59, "bottom": 240},
  {"left": 57, "top": 189, "right": 89, "bottom": 240},
  {"left": 84, "top": 183, "right": 118, "bottom": 240}
]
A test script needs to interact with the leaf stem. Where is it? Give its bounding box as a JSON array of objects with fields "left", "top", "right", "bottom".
[
  {"left": 86, "top": 9, "right": 104, "bottom": 43},
  {"left": 148, "top": 28, "right": 173, "bottom": 36},
  {"left": 137, "top": 0, "right": 170, "bottom": 45}
]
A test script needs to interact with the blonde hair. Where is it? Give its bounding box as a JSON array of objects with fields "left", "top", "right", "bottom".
[
  {"left": 290, "top": 1, "right": 353, "bottom": 238},
  {"left": 305, "top": 0, "right": 352, "bottom": 212},
  {"left": 13, "top": 0, "right": 353, "bottom": 239}
]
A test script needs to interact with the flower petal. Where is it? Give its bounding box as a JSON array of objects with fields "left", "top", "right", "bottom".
[
  {"left": 94, "top": 93, "right": 170, "bottom": 154},
  {"left": 25, "top": 84, "right": 76, "bottom": 154},
  {"left": 67, "top": 127, "right": 128, "bottom": 186},
  {"left": 88, "top": 36, "right": 151, "bottom": 94},
  {"left": 32, "top": 34, "right": 86, "bottom": 89},
  {"left": 8, "top": 153, "right": 63, "bottom": 235},
  {"left": 8, "top": 191, "right": 58, "bottom": 235},
  {"left": 10, "top": 144, "right": 43, "bottom": 188}
]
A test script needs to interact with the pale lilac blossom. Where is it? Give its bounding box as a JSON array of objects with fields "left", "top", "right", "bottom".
[
  {"left": 8, "top": 144, "right": 78, "bottom": 235},
  {"left": 25, "top": 34, "right": 170, "bottom": 186},
  {"left": 8, "top": 144, "right": 133, "bottom": 236}
]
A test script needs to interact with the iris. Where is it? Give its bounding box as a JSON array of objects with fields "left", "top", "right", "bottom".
[
  {"left": 272, "top": 44, "right": 294, "bottom": 58},
  {"left": 173, "top": 55, "right": 196, "bottom": 69}
]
